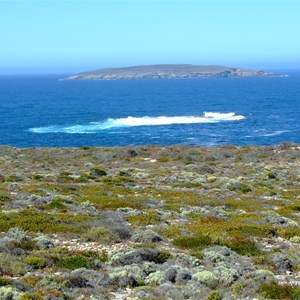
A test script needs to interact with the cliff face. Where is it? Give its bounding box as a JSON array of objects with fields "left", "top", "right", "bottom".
[{"left": 64, "top": 64, "right": 279, "bottom": 80}]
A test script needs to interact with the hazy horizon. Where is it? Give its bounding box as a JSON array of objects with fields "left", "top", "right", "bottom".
[{"left": 1, "top": 0, "right": 300, "bottom": 75}]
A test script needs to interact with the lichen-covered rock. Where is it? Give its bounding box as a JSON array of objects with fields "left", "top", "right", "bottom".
[
  {"left": 145, "top": 271, "right": 165, "bottom": 285},
  {"left": 175, "top": 268, "right": 192, "bottom": 283},
  {"left": 109, "top": 248, "right": 168, "bottom": 267},
  {"left": 0, "top": 286, "right": 23, "bottom": 300},
  {"left": 7, "top": 183, "right": 21, "bottom": 191},
  {"left": 131, "top": 229, "right": 162, "bottom": 243},
  {"left": 7, "top": 227, "right": 28, "bottom": 239},
  {"left": 213, "top": 263, "right": 239, "bottom": 285},
  {"left": 261, "top": 211, "right": 299, "bottom": 227},
  {"left": 164, "top": 267, "right": 177, "bottom": 283},
  {"left": 28, "top": 194, "right": 53, "bottom": 205},
  {"left": 252, "top": 269, "right": 275, "bottom": 282},
  {"left": 109, "top": 262, "right": 155, "bottom": 283},
  {"left": 170, "top": 253, "right": 202, "bottom": 268},
  {"left": 192, "top": 270, "right": 218, "bottom": 288},
  {"left": 202, "top": 246, "right": 238, "bottom": 264},
  {"left": 34, "top": 235, "right": 55, "bottom": 249},
  {"left": 290, "top": 236, "right": 300, "bottom": 243},
  {"left": 204, "top": 251, "right": 226, "bottom": 263},
  {"left": 268, "top": 253, "right": 293, "bottom": 271}
]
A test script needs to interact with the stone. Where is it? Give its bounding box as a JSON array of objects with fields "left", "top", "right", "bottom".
[
  {"left": 109, "top": 248, "right": 167, "bottom": 267},
  {"left": 131, "top": 229, "right": 162, "bottom": 243},
  {"left": 192, "top": 270, "right": 218, "bottom": 288}
]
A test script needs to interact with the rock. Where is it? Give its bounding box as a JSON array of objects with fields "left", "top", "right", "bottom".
[
  {"left": 203, "top": 246, "right": 238, "bottom": 262},
  {"left": 28, "top": 194, "right": 53, "bottom": 205},
  {"left": 261, "top": 211, "right": 299, "bottom": 227},
  {"left": 7, "top": 227, "right": 28, "bottom": 239},
  {"left": 7, "top": 174, "right": 27, "bottom": 182},
  {"left": 145, "top": 271, "right": 165, "bottom": 285},
  {"left": 171, "top": 253, "right": 202, "bottom": 268},
  {"left": 109, "top": 248, "right": 168, "bottom": 267},
  {"left": 164, "top": 267, "right": 177, "bottom": 283},
  {"left": 290, "top": 236, "right": 300, "bottom": 243},
  {"left": 213, "top": 263, "right": 239, "bottom": 285},
  {"left": 0, "top": 286, "right": 23, "bottom": 300},
  {"left": 34, "top": 236, "right": 55, "bottom": 249},
  {"left": 131, "top": 229, "right": 162, "bottom": 243},
  {"left": 252, "top": 269, "right": 275, "bottom": 282},
  {"left": 268, "top": 253, "right": 293, "bottom": 271},
  {"left": 0, "top": 174, "right": 6, "bottom": 182},
  {"left": 128, "top": 149, "right": 138, "bottom": 157},
  {"left": 204, "top": 251, "right": 226, "bottom": 263},
  {"left": 192, "top": 270, "right": 219, "bottom": 288},
  {"left": 7, "top": 183, "right": 21, "bottom": 191},
  {"left": 175, "top": 269, "right": 192, "bottom": 283}
]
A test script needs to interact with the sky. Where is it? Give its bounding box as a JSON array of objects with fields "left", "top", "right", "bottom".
[{"left": 0, "top": 0, "right": 299, "bottom": 74}]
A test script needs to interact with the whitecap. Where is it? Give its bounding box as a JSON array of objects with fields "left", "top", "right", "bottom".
[{"left": 28, "top": 112, "right": 245, "bottom": 134}]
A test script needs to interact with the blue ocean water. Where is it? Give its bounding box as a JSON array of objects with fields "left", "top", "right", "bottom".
[{"left": 0, "top": 72, "right": 299, "bottom": 147}]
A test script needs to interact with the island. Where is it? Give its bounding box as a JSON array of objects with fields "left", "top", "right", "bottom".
[{"left": 63, "top": 64, "right": 279, "bottom": 80}]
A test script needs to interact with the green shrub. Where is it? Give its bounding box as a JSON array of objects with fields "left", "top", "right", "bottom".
[
  {"left": 267, "top": 172, "right": 277, "bottom": 179},
  {"left": 25, "top": 256, "right": 46, "bottom": 269},
  {"left": 0, "top": 195, "right": 10, "bottom": 203},
  {"left": 0, "top": 210, "right": 87, "bottom": 234},
  {"left": 47, "top": 199, "right": 67, "bottom": 210},
  {"left": 225, "top": 236, "right": 261, "bottom": 256},
  {"left": 173, "top": 235, "right": 212, "bottom": 249},
  {"left": 84, "top": 226, "right": 111, "bottom": 243},
  {"left": 240, "top": 183, "right": 252, "bottom": 193},
  {"left": 56, "top": 256, "right": 91, "bottom": 270},
  {"left": 101, "top": 176, "right": 133, "bottom": 184},
  {"left": 0, "top": 277, "right": 13, "bottom": 286},
  {"left": 208, "top": 292, "right": 222, "bottom": 300},
  {"left": 259, "top": 282, "right": 300, "bottom": 299},
  {"left": 158, "top": 157, "right": 170, "bottom": 163},
  {"left": 90, "top": 167, "right": 107, "bottom": 177},
  {"left": 56, "top": 173, "right": 73, "bottom": 183},
  {"left": 20, "top": 293, "right": 44, "bottom": 300},
  {"left": 7, "top": 238, "right": 36, "bottom": 251},
  {"left": 32, "top": 174, "right": 44, "bottom": 180},
  {"left": 0, "top": 254, "right": 27, "bottom": 276},
  {"left": 191, "top": 251, "right": 204, "bottom": 260}
]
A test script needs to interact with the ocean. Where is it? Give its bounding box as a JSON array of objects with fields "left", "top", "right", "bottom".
[{"left": 0, "top": 72, "right": 299, "bottom": 147}]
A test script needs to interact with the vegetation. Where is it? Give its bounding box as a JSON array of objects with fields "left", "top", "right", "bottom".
[{"left": 0, "top": 145, "right": 299, "bottom": 299}]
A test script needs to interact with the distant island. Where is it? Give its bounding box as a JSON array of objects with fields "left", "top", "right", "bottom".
[{"left": 63, "top": 64, "right": 280, "bottom": 80}]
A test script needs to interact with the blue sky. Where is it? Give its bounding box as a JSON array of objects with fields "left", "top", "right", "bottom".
[{"left": 0, "top": 0, "right": 299, "bottom": 74}]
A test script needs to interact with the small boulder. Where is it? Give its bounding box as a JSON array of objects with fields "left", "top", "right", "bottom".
[
  {"left": 109, "top": 248, "right": 168, "bottom": 267},
  {"left": 131, "top": 229, "right": 162, "bottom": 243},
  {"left": 192, "top": 270, "right": 218, "bottom": 288}
]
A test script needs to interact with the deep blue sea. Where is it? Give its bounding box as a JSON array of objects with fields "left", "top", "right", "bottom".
[{"left": 0, "top": 72, "right": 299, "bottom": 147}]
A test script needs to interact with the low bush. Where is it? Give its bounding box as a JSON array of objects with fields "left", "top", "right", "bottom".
[
  {"left": 0, "top": 277, "right": 13, "bottom": 286},
  {"left": 25, "top": 256, "right": 47, "bottom": 269},
  {"left": 225, "top": 236, "right": 261, "bottom": 256},
  {"left": 173, "top": 235, "right": 212, "bottom": 249},
  {"left": 47, "top": 199, "right": 67, "bottom": 210},
  {"left": 56, "top": 256, "right": 91, "bottom": 270},
  {"left": 259, "top": 282, "right": 300, "bottom": 299},
  {"left": 90, "top": 167, "right": 107, "bottom": 177},
  {"left": 20, "top": 293, "right": 44, "bottom": 300}
]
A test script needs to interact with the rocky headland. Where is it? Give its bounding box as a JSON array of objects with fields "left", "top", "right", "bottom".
[
  {"left": 63, "top": 64, "right": 279, "bottom": 80},
  {"left": 0, "top": 144, "right": 300, "bottom": 299}
]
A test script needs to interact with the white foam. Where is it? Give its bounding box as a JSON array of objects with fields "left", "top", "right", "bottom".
[
  {"left": 261, "top": 130, "right": 290, "bottom": 137},
  {"left": 29, "top": 112, "right": 245, "bottom": 134}
]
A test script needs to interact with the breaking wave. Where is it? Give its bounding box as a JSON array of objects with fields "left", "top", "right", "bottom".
[{"left": 29, "top": 112, "right": 245, "bottom": 134}]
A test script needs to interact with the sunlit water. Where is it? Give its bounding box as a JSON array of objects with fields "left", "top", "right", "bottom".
[{"left": 0, "top": 72, "right": 299, "bottom": 147}]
